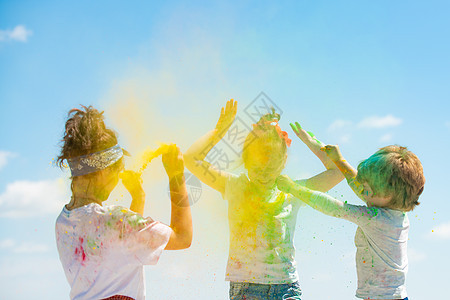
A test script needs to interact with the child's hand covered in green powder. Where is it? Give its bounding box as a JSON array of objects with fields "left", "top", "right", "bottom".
[
  {"left": 215, "top": 99, "right": 237, "bottom": 136},
  {"left": 290, "top": 122, "right": 325, "bottom": 148},
  {"left": 276, "top": 175, "right": 296, "bottom": 194}
]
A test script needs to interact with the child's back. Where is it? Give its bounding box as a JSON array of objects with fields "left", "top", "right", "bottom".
[
  {"left": 56, "top": 204, "right": 171, "bottom": 300},
  {"left": 343, "top": 204, "right": 409, "bottom": 298}
]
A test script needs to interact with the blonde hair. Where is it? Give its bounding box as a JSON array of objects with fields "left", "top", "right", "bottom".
[{"left": 356, "top": 145, "right": 425, "bottom": 211}]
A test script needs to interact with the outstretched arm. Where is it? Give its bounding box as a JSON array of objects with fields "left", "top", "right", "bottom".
[
  {"left": 290, "top": 122, "right": 344, "bottom": 192},
  {"left": 277, "top": 175, "right": 377, "bottom": 225},
  {"left": 277, "top": 174, "right": 344, "bottom": 216},
  {"left": 184, "top": 99, "right": 237, "bottom": 195}
]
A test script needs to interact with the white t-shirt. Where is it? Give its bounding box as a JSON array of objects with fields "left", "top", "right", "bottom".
[
  {"left": 222, "top": 173, "right": 304, "bottom": 284},
  {"left": 55, "top": 203, "right": 172, "bottom": 300},
  {"left": 309, "top": 190, "right": 409, "bottom": 299}
]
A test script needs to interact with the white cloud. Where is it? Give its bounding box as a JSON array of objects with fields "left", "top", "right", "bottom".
[
  {"left": 0, "top": 256, "right": 61, "bottom": 279},
  {"left": 327, "top": 120, "right": 352, "bottom": 144},
  {"left": 327, "top": 119, "right": 352, "bottom": 132},
  {"left": 0, "top": 239, "right": 49, "bottom": 253},
  {"left": 0, "top": 239, "right": 15, "bottom": 249},
  {"left": 15, "top": 242, "right": 49, "bottom": 254},
  {"left": 0, "top": 179, "right": 68, "bottom": 218},
  {"left": 408, "top": 248, "right": 426, "bottom": 263},
  {"left": 338, "top": 134, "right": 351, "bottom": 143},
  {"left": 379, "top": 133, "right": 393, "bottom": 143},
  {"left": 0, "top": 25, "right": 32, "bottom": 42},
  {"left": 358, "top": 115, "right": 403, "bottom": 129},
  {"left": 0, "top": 151, "right": 17, "bottom": 170},
  {"left": 430, "top": 221, "right": 450, "bottom": 240}
]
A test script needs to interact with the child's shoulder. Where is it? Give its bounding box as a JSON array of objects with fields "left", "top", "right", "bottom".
[
  {"left": 233, "top": 172, "right": 250, "bottom": 181},
  {"left": 101, "top": 205, "right": 155, "bottom": 229},
  {"left": 226, "top": 172, "right": 250, "bottom": 188},
  {"left": 97, "top": 205, "right": 142, "bottom": 219},
  {"left": 361, "top": 206, "right": 408, "bottom": 228},
  {"left": 381, "top": 207, "right": 409, "bottom": 224}
]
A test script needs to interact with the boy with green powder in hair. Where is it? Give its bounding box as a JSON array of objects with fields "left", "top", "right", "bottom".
[{"left": 276, "top": 142, "right": 425, "bottom": 300}]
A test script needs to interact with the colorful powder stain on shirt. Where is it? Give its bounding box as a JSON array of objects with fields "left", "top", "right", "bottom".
[
  {"left": 223, "top": 173, "right": 305, "bottom": 284},
  {"left": 55, "top": 203, "right": 172, "bottom": 300},
  {"left": 74, "top": 237, "right": 87, "bottom": 264}
]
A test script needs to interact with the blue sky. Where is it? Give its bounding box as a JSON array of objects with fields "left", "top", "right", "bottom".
[{"left": 1, "top": 1, "right": 449, "bottom": 299}]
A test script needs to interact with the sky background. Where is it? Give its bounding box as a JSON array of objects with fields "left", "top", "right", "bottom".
[{"left": 1, "top": 0, "right": 449, "bottom": 299}]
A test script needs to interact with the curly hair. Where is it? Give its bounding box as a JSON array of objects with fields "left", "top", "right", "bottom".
[
  {"left": 356, "top": 145, "right": 425, "bottom": 211},
  {"left": 56, "top": 105, "right": 119, "bottom": 169}
]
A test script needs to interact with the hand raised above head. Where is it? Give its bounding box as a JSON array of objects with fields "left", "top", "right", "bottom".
[
  {"left": 161, "top": 144, "right": 185, "bottom": 178},
  {"left": 215, "top": 99, "right": 237, "bottom": 135},
  {"left": 119, "top": 170, "right": 144, "bottom": 196},
  {"left": 320, "top": 144, "right": 343, "bottom": 162},
  {"left": 289, "top": 122, "right": 325, "bottom": 147}
]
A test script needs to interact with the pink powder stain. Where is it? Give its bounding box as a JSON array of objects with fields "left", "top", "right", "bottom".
[{"left": 74, "top": 237, "right": 87, "bottom": 264}]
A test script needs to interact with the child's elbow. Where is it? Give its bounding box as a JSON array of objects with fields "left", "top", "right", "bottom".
[
  {"left": 176, "top": 235, "right": 192, "bottom": 250},
  {"left": 165, "top": 232, "right": 193, "bottom": 250},
  {"left": 177, "top": 229, "right": 193, "bottom": 249},
  {"left": 181, "top": 239, "right": 192, "bottom": 249},
  {"left": 182, "top": 231, "right": 193, "bottom": 248}
]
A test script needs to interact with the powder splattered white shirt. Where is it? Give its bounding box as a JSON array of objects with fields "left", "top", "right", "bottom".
[
  {"left": 309, "top": 190, "right": 409, "bottom": 299},
  {"left": 223, "top": 173, "right": 305, "bottom": 284},
  {"left": 55, "top": 203, "right": 171, "bottom": 300}
]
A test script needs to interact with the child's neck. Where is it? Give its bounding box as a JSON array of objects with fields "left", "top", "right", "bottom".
[
  {"left": 66, "top": 196, "right": 103, "bottom": 210},
  {"left": 250, "top": 181, "right": 276, "bottom": 197},
  {"left": 68, "top": 179, "right": 108, "bottom": 210}
]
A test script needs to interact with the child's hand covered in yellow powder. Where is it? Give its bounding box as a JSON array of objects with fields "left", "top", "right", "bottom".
[
  {"left": 161, "top": 144, "right": 185, "bottom": 178},
  {"left": 119, "top": 170, "right": 144, "bottom": 197},
  {"left": 320, "top": 144, "right": 344, "bottom": 162},
  {"left": 120, "top": 170, "right": 146, "bottom": 214},
  {"left": 215, "top": 99, "right": 237, "bottom": 137}
]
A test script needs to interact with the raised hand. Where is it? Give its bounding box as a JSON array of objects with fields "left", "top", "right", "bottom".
[
  {"left": 320, "top": 144, "right": 343, "bottom": 162},
  {"left": 290, "top": 122, "right": 325, "bottom": 148},
  {"left": 215, "top": 99, "right": 237, "bottom": 135},
  {"left": 162, "top": 144, "right": 185, "bottom": 178},
  {"left": 289, "top": 121, "right": 338, "bottom": 173},
  {"left": 119, "top": 170, "right": 144, "bottom": 197}
]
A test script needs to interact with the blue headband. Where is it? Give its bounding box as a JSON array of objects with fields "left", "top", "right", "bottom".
[{"left": 68, "top": 144, "right": 124, "bottom": 177}]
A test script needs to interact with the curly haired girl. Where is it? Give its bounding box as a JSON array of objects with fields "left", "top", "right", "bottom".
[{"left": 55, "top": 105, "right": 192, "bottom": 300}]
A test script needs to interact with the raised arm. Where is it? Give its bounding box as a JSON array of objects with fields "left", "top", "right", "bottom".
[
  {"left": 120, "top": 170, "right": 146, "bottom": 215},
  {"left": 162, "top": 145, "right": 192, "bottom": 250},
  {"left": 183, "top": 99, "right": 237, "bottom": 195},
  {"left": 290, "top": 122, "right": 344, "bottom": 192},
  {"left": 320, "top": 145, "right": 366, "bottom": 202},
  {"left": 320, "top": 145, "right": 357, "bottom": 180}
]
